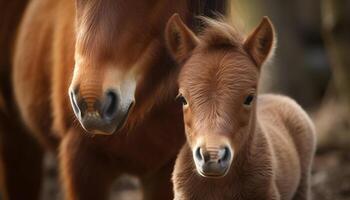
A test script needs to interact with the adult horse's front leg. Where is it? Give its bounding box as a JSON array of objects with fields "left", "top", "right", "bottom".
[
  {"left": 60, "top": 128, "right": 118, "bottom": 200},
  {"left": 0, "top": 114, "right": 43, "bottom": 200},
  {"left": 141, "top": 159, "right": 176, "bottom": 200}
]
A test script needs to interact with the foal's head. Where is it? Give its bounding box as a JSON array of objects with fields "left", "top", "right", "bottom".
[{"left": 166, "top": 14, "right": 275, "bottom": 177}]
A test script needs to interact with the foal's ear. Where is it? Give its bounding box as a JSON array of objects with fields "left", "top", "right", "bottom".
[
  {"left": 244, "top": 17, "right": 275, "bottom": 68},
  {"left": 165, "top": 13, "right": 199, "bottom": 63}
]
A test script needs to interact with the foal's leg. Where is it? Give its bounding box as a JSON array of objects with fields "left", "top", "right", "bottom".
[
  {"left": 0, "top": 115, "right": 44, "bottom": 200},
  {"left": 292, "top": 167, "right": 312, "bottom": 200},
  {"left": 292, "top": 131, "right": 315, "bottom": 200},
  {"left": 141, "top": 159, "right": 175, "bottom": 200},
  {"left": 60, "top": 128, "right": 118, "bottom": 200},
  {"left": 270, "top": 183, "right": 281, "bottom": 200}
]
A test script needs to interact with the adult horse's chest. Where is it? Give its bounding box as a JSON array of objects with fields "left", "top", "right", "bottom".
[{"left": 88, "top": 103, "right": 185, "bottom": 174}]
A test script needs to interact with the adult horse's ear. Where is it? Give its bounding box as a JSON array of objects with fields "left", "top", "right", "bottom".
[
  {"left": 244, "top": 16, "right": 275, "bottom": 68},
  {"left": 165, "top": 13, "right": 199, "bottom": 63}
]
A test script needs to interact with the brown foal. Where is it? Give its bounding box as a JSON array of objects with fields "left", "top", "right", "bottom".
[{"left": 165, "top": 14, "right": 316, "bottom": 200}]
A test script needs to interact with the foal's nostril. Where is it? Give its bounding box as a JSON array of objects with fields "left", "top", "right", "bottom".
[
  {"left": 194, "top": 146, "right": 233, "bottom": 177},
  {"left": 102, "top": 90, "right": 119, "bottom": 119},
  {"left": 218, "top": 147, "right": 231, "bottom": 163},
  {"left": 195, "top": 147, "right": 212, "bottom": 163},
  {"left": 195, "top": 147, "right": 203, "bottom": 162}
]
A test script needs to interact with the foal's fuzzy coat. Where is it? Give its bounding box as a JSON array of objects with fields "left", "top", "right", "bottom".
[{"left": 165, "top": 14, "right": 316, "bottom": 200}]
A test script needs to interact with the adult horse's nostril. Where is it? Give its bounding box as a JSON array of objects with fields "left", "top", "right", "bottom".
[
  {"left": 69, "top": 89, "right": 81, "bottom": 117},
  {"left": 71, "top": 87, "right": 133, "bottom": 135},
  {"left": 102, "top": 90, "right": 119, "bottom": 119},
  {"left": 69, "top": 86, "right": 89, "bottom": 119}
]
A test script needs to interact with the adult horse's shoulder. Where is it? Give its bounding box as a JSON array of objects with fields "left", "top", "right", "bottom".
[{"left": 11, "top": 0, "right": 75, "bottom": 145}]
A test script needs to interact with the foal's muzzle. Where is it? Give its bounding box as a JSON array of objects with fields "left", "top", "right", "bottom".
[
  {"left": 69, "top": 88, "right": 134, "bottom": 135},
  {"left": 193, "top": 146, "right": 233, "bottom": 178}
]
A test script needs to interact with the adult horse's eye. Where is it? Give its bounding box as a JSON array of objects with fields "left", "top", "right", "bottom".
[
  {"left": 176, "top": 94, "right": 188, "bottom": 106},
  {"left": 243, "top": 94, "right": 255, "bottom": 106}
]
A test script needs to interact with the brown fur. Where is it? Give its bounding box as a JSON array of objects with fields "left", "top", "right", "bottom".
[
  {"left": 0, "top": 0, "right": 227, "bottom": 200},
  {"left": 0, "top": 94, "right": 5, "bottom": 114},
  {"left": 165, "top": 14, "right": 316, "bottom": 200}
]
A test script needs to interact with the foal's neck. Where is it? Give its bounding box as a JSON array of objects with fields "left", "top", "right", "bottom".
[{"left": 228, "top": 108, "right": 270, "bottom": 177}]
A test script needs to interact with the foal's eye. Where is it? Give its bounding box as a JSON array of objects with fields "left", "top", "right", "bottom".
[
  {"left": 243, "top": 94, "right": 255, "bottom": 106},
  {"left": 176, "top": 94, "right": 188, "bottom": 106}
]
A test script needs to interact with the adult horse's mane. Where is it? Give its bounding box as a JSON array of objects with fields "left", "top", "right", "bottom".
[{"left": 190, "top": 0, "right": 227, "bottom": 23}]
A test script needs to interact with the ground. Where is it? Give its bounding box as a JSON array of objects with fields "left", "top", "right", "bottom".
[{"left": 312, "top": 149, "right": 350, "bottom": 200}]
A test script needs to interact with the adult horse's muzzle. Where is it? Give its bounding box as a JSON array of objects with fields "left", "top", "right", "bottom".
[{"left": 69, "top": 88, "right": 134, "bottom": 135}]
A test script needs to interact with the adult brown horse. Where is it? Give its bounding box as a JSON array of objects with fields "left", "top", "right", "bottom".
[{"left": 0, "top": 0, "right": 227, "bottom": 200}]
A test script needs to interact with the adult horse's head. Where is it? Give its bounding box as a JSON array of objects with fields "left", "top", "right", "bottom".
[
  {"left": 165, "top": 14, "right": 275, "bottom": 177},
  {"left": 69, "top": 1, "right": 180, "bottom": 135}
]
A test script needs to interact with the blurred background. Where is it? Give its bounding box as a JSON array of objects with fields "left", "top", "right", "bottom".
[
  {"left": 230, "top": 1, "right": 350, "bottom": 199},
  {"left": 2, "top": 0, "right": 349, "bottom": 199}
]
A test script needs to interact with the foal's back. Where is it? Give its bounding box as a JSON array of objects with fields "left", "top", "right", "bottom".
[{"left": 258, "top": 94, "right": 316, "bottom": 199}]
